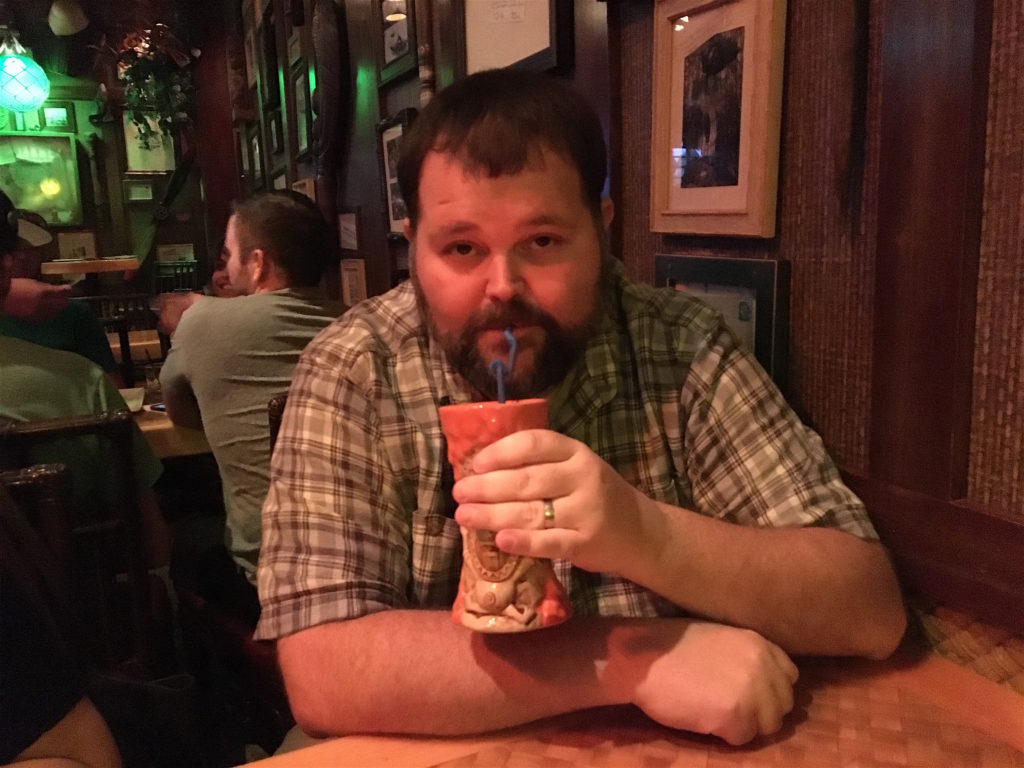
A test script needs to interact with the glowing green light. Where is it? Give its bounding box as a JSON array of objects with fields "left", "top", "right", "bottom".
[{"left": 0, "top": 28, "right": 50, "bottom": 114}]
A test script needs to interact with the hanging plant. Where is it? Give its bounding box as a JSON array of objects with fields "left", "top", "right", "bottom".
[{"left": 117, "top": 23, "right": 200, "bottom": 149}]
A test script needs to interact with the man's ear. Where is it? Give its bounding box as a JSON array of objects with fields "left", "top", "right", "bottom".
[{"left": 249, "top": 248, "right": 267, "bottom": 284}]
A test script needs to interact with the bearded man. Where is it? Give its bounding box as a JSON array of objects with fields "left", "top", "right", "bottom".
[{"left": 256, "top": 70, "right": 905, "bottom": 749}]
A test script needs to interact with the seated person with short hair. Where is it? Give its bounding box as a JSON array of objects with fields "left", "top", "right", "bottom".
[
  {"left": 160, "top": 190, "right": 344, "bottom": 625},
  {"left": 258, "top": 71, "right": 906, "bottom": 747}
]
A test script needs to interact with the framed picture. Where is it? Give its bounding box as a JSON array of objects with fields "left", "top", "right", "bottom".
[
  {"left": 267, "top": 109, "right": 284, "bottom": 154},
  {"left": 57, "top": 230, "right": 97, "bottom": 260},
  {"left": 291, "top": 177, "right": 315, "bottom": 201},
  {"left": 122, "top": 177, "right": 155, "bottom": 203},
  {"left": 40, "top": 101, "right": 75, "bottom": 132},
  {"left": 0, "top": 132, "right": 82, "bottom": 225},
  {"left": 650, "top": 0, "right": 787, "bottom": 237},
  {"left": 292, "top": 62, "right": 311, "bottom": 156},
  {"left": 156, "top": 243, "right": 196, "bottom": 263},
  {"left": 654, "top": 254, "right": 790, "bottom": 390},
  {"left": 259, "top": 5, "right": 281, "bottom": 108},
  {"left": 338, "top": 208, "right": 359, "bottom": 253},
  {"left": 340, "top": 258, "right": 367, "bottom": 306},
  {"left": 248, "top": 122, "right": 264, "bottom": 187},
  {"left": 461, "top": 0, "right": 571, "bottom": 76},
  {"left": 272, "top": 170, "right": 288, "bottom": 190},
  {"left": 378, "top": 0, "right": 416, "bottom": 85},
  {"left": 123, "top": 114, "right": 176, "bottom": 173},
  {"left": 378, "top": 109, "right": 416, "bottom": 236}
]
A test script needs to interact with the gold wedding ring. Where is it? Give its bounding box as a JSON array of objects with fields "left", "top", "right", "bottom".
[{"left": 542, "top": 498, "right": 555, "bottom": 529}]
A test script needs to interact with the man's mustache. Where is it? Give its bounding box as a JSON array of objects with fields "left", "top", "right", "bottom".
[{"left": 467, "top": 300, "right": 554, "bottom": 334}]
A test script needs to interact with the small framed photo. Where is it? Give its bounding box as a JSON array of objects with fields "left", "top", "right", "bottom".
[
  {"left": 655, "top": 254, "right": 790, "bottom": 392},
  {"left": 272, "top": 170, "right": 288, "bottom": 190},
  {"left": 259, "top": 5, "right": 281, "bottom": 108},
  {"left": 122, "top": 177, "right": 155, "bottom": 203},
  {"left": 378, "top": 0, "right": 416, "bottom": 86},
  {"left": 292, "top": 62, "right": 312, "bottom": 156},
  {"left": 248, "top": 122, "right": 264, "bottom": 187},
  {"left": 338, "top": 208, "right": 359, "bottom": 253},
  {"left": 378, "top": 108, "right": 416, "bottom": 236},
  {"left": 340, "top": 258, "right": 367, "bottom": 306},
  {"left": 40, "top": 101, "right": 76, "bottom": 132},
  {"left": 57, "top": 230, "right": 97, "bottom": 260},
  {"left": 267, "top": 110, "right": 284, "bottom": 154},
  {"left": 291, "top": 177, "right": 315, "bottom": 202},
  {"left": 156, "top": 243, "right": 196, "bottom": 263}
]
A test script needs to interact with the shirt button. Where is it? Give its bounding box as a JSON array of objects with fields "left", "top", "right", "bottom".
[{"left": 426, "top": 516, "right": 445, "bottom": 535}]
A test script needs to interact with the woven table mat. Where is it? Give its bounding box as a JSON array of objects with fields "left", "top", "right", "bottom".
[{"left": 430, "top": 661, "right": 1024, "bottom": 767}]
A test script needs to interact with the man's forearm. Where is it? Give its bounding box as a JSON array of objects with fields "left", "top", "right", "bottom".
[
  {"left": 278, "top": 610, "right": 619, "bottom": 737},
  {"left": 161, "top": 385, "right": 203, "bottom": 429},
  {"left": 629, "top": 499, "right": 906, "bottom": 657}
]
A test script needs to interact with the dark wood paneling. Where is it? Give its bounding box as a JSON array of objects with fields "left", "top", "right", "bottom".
[
  {"left": 845, "top": 473, "right": 1024, "bottom": 634},
  {"left": 871, "top": 0, "right": 991, "bottom": 498}
]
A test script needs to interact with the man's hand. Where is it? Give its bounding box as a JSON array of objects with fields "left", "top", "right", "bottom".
[
  {"left": 152, "top": 291, "right": 203, "bottom": 336},
  {"left": 452, "top": 429, "right": 655, "bottom": 575},
  {"left": 604, "top": 620, "right": 798, "bottom": 745},
  {"left": 1, "top": 278, "right": 71, "bottom": 320}
]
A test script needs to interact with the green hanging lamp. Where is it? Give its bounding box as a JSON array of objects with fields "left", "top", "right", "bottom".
[{"left": 0, "top": 26, "right": 50, "bottom": 113}]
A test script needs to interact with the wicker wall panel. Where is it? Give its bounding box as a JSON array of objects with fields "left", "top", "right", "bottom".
[
  {"left": 613, "top": 0, "right": 878, "bottom": 469},
  {"left": 969, "top": 0, "right": 1024, "bottom": 512}
]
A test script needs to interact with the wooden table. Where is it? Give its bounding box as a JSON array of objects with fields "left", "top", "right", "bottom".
[
  {"left": 108, "top": 329, "right": 165, "bottom": 365},
  {"left": 39, "top": 257, "right": 140, "bottom": 275},
  {"left": 247, "top": 649, "right": 1024, "bottom": 767},
  {"left": 134, "top": 408, "right": 210, "bottom": 459}
]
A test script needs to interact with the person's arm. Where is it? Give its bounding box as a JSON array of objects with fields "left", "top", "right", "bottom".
[
  {"left": 153, "top": 292, "right": 203, "bottom": 337},
  {"left": 278, "top": 610, "right": 797, "bottom": 745},
  {"left": 8, "top": 697, "right": 122, "bottom": 768},
  {"left": 0, "top": 279, "right": 70, "bottom": 321},
  {"left": 456, "top": 444, "right": 903, "bottom": 657},
  {"left": 453, "top": 342, "right": 906, "bottom": 659},
  {"left": 157, "top": 325, "right": 203, "bottom": 430}
]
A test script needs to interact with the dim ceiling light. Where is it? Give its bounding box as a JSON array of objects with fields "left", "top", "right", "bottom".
[
  {"left": 0, "top": 27, "right": 50, "bottom": 113},
  {"left": 40, "top": 178, "right": 60, "bottom": 197},
  {"left": 383, "top": 1, "right": 406, "bottom": 22}
]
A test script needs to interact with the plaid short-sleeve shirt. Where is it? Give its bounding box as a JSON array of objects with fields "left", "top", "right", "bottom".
[{"left": 255, "top": 263, "right": 877, "bottom": 640}]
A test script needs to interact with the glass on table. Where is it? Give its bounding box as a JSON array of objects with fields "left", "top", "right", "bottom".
[{"left": 143, "top": 363, "right": 163, "bottom": 405}]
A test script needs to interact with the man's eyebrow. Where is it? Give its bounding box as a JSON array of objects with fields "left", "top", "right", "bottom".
[{"left": 430, "top": 221, "right": 480, "bottom": 238}]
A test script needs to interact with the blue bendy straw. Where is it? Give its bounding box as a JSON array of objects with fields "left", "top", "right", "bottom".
[{"left": 489, "top": 326, "right": 518, "bottom": 403}]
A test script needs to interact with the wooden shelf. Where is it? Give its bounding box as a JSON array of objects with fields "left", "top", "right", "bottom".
[{"left": 40, "top": 258, "right": 140, "bottom": 275}]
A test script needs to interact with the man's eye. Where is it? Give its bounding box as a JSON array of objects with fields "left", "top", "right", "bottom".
[
  {"left": 447, "top": 243, "right": 475, "bottom": 256},
  {"left": 531, "top": 235, "right": 558, "bottom": 250}
]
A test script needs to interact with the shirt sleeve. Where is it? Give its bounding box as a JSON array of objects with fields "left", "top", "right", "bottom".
[
  {"left": 158, "top": 309, "right": 203, "bottom": 429},
  {"left": 255, "top": 329, "right": 412, "bottom": 640},
  {"left": 680, "top": 325, "right": 878, "bottom": 541}
]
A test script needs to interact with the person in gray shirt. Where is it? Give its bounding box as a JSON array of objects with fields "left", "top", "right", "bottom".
[{"left": 161, "top": 191, "right": 345, "bottom": 623}]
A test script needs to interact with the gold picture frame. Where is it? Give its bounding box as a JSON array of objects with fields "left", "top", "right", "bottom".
[{"left": 650, "top": 0, "right": 787, "bottom": 237}]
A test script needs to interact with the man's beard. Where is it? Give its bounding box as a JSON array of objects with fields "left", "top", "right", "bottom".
[{"left": 413, "top": 271, "right": 604, "bottom": 402}]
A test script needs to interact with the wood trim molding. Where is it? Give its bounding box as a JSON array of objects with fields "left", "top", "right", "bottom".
[{"left": 844, "top": 472, "right": 1024, "bottom": 634}]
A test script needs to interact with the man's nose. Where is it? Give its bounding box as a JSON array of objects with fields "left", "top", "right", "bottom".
[{"left": 483, "top": 252, "right": 524, "bottom": 303}]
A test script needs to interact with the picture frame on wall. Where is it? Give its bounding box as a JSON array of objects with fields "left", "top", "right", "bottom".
[
  {"left": 654, "top": 254, "right": 790, "bottom": 391},
  {"left": 292, "top": 62, "right": 311, "bottom": 156},
  {"left": 248, "top": 122, "right": 264, "bottom": 187},
  {"left": 378, "top": 0, "right": 417, "bottom": 86},
  {"left": 56, "top": 230, "right": 97, "bottom": 260},
  {"left": 40, "top": 101, "right": 75, "bottom": 132},
  {"left": 378, "top": 109, "right": 417, "bottom": 236},
  {"left": 650, "top": 0, "right": 787, "bottom": 237},
  {"left": 123, "top": 114, "right": 175, "bottom": 173},
  {"left": 122, "top": 177, "right": 155, "bottom": 204},
  {"left": 259, "top": 5, "right": 281, "bottom": 108},
  {"left": 461, "top": 0, "right": 571, "bottom": 76}
]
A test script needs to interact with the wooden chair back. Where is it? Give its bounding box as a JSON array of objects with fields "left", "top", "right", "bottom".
[
  {"left": 0, "top": 410, "right": 156, "bottom": 674},
  {"left": 267, "top": 392, "right": 288, "bottom": 453}
]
